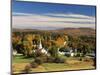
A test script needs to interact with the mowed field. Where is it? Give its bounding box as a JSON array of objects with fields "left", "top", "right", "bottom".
[{"left": 12, "top": 55, "right": 95, "bottom": 74}]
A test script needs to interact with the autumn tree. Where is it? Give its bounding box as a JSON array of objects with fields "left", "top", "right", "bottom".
[
  {"left": 22, "top": 34, "right": 34, "bottom": 57},
  {"left": 12, "top": 33, "right": 23, "bottom": 53},
  {"left": 48, "top": 45, "right": 58, "bottom": 58}
]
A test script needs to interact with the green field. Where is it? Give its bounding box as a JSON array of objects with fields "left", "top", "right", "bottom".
[
  {"left": 12, "top": 55, "right": 34, "bottom": 63},
  {"left": 12, "top": 55, "right": 95, "bottom": 74}
]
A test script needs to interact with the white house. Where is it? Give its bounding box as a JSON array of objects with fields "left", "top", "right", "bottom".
[
  {"left": 58, "top": 48, "right": 75, "bottom": 57},
  {"left": 13, "top": 50, "right": 17, "bottom": 56}
]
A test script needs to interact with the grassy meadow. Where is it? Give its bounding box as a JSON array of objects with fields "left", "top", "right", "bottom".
[{"left": 12, "top": 54, "right": 95, "bottom": 74}]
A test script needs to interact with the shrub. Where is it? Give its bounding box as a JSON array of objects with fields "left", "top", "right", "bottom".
[
  {"left": 41, "top": 56, "right": 48, "bottom": 63},
  {"left": 23, "top": 64, "right": 31, "bottom": 73},
  {"left": 47, "top": 56, "right": 55, "bottom": 63},
  {"left": 79, "top": 57, "right": 83, "bottom": 61},
  {"left": 30, "top": 61, "right": 38, "bottom": 68},
  {"left": 33, "top": 51, "right": 47, "bottom": 58},
  {"left": 54, "top": 57, "right": 66, "bottom": 63},
  {"left": 34, "top": 57, "right": 43, "bottom": 65},
  {"left": 75, "top": 53, "right": 81, "bottom": 57},
  {"left": 83, "top": 57, "right": 92, "bottom": 62},
  {"left": 33, "top": 51, "right": 42, "bottom": 57},
  {"left": 65, "top": 53, "right": 70, "bottom": 57}
]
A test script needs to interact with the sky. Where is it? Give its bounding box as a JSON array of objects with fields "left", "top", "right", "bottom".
[{"left": 12, "top": 0, "right": 96, "bottom": 30}]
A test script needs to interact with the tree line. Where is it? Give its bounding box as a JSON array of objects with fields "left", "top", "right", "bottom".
[{"left": 12, "top": 31, "right": 96, "bottom": 57}]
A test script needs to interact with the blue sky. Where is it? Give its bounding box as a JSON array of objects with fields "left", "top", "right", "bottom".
[
  {"left": 12, "top": 0, "right": 96, "bottom": 16},
  {"left": 12, "top": 0, "right": 96, "bottom": 30}
]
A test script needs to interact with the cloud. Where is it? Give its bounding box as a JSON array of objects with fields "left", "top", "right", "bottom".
[
  {"left": 12, "top": 12, "right": 95, "bottom": 30},
  {"left": 12, "top": 12, "right": 33, "bottom": 16},
  {"left": 44, "top": 13, "right": 95, "bottom": 20}
]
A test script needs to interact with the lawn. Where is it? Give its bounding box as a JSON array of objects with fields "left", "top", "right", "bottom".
[
  {"left": 12, "top": 55, "right": 95, "bottom": 74},
  {"left": 12, "top": 55, "right": 34, "bottom": 63}
]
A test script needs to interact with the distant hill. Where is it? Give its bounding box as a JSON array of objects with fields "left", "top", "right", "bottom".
[
  {"left": 12, "top": 27, "right": 96, "bottom": 36},
  {"left": 54, "top": 28, "right": 96, "bottom": 36}
]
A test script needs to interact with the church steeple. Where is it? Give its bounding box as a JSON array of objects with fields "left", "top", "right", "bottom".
[{"left": 38, "top": 39, "right": 42, "bottom": 49}]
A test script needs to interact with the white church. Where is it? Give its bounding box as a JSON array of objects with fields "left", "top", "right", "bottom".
[
  {"left": 13, "top": 38, "right": 75, "bottom": 57},
  {"left": 38, "top": 39, "right": 75, "bottom": 57},
  {"left": 37, "top": 39, "right": 48, "bottom": 54}
]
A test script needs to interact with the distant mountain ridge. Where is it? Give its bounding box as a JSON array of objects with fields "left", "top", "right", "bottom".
[{"left": 12, "top": 27, "right": 96, "bottom": 36}]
